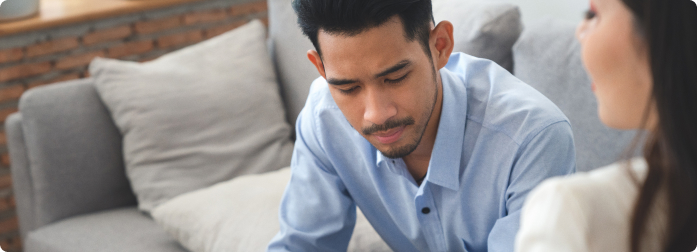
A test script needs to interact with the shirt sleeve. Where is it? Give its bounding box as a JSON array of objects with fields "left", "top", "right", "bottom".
[
  {"left": 267, "top": 105, "right": 357, "bottom": 252},
  {"left": 514, "top": 179, "right": 591, "bottom": 252},
  {"left": 487, "top": 121, "right": 577, "bottom": 252}
]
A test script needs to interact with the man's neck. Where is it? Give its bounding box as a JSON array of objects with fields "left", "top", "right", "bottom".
[{"left": 403, "top": 75, "right": 444, "bottom": 182}]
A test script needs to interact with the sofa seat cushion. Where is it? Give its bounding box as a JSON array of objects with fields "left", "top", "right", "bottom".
[{"left": 24, "top": 207, "right": 188, "bottom": 252}]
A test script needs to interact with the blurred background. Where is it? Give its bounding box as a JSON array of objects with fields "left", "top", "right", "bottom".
[
  {"left": 0, "top": 0, "right": 591, "bottom": 251},
  {"left": 451, "top": 0, "right": 589, "bottom": 26}
]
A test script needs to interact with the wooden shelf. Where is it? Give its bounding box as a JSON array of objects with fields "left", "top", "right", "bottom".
[{"left": 0, "top": 0, "right": 204, "bottom": 37}]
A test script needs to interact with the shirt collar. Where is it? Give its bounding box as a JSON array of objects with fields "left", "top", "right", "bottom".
[
  {"left": 376, "top": 68, "right": 468, "bottom": 190},
  {"left": 425, "top": 68, "right": 467, "bottom": 191}
]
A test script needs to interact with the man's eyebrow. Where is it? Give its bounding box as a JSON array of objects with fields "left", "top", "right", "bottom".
[
  {"left": 325, "top": 60, "right": 411, "bottom": 85},
  {"left": 326, "top": 78, "right": 359, "bottom": 85},
  {"left": 375, "top": 60, "right": 411, "bottom": 78}
]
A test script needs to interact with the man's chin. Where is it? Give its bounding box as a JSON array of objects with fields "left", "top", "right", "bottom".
[{"left": 376, "top": 142, "right": 419, "bottom": 159}]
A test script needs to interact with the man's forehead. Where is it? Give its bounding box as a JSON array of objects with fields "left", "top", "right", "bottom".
[
  {"left": 316, "top": 16, "right": 409, "bottom": 55},
  {"left": 318, "top": 23, "right": 419, "bottom": 66}
]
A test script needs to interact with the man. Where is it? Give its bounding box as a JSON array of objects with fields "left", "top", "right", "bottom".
[{"left": 268, "top": 0, "right": 575, "bottom": 251}]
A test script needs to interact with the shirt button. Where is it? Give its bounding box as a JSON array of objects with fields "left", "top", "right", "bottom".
[
  {"left": 421, "top": 207, "right": 430, "bottom": 214},
  {"left": 392, "top": 160, "right": 395, "bottom": 164}
]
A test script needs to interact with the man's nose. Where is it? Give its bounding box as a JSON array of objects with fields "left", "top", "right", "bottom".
[{"left": 363, "top": 88, "right": 397, "bottom": 126}]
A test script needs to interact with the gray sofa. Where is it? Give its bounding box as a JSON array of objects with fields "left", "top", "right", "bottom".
[{"left": 8, "top": 1, "right": 636, "bottom": 251}]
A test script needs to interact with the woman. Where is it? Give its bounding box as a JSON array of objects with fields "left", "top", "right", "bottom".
[{"left": 515, "top": 0, "right": 697, "bottom": 251}]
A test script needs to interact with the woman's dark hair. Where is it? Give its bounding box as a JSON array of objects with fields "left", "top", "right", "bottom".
[
  {"left": 292, "top": 0, "right": 433, "bottom": 57},
  {"left": 621, "top": 0, "right": 697, "bottom": 251}
]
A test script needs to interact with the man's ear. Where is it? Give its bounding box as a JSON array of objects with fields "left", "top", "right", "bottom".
[
  {"left": 307, "top": 50, "right": 326, "bottom": 79},
  {"left": 430, "top": 20, "right": 454, "bottom": 69}
]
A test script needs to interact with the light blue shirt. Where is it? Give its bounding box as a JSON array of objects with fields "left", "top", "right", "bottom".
[{"left": 268, "top": 53, "right": 576, "bottom": 252}]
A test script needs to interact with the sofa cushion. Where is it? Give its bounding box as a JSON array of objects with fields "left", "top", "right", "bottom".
[
  {"left": 269, "top": 0, "right": 523, "bottom": 128},
  {"left": 24, "top": 207, "right": 188, "bottom": 252},
  {"left": 90, "top": 20, "right": 294, "bottom": 213},
  {"left": 512, "top": 19, "right": 637, "bottom": 171},
  {"left": 152, "top": 167, "right": 389, "bottom": 252}
]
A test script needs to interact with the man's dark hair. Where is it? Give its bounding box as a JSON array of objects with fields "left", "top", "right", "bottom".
[{"left": 292, "top": 0, "right": 434, "bottom": 58}]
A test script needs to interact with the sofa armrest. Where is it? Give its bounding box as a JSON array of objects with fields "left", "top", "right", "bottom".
[
  {"left": 7, "top": 113, "right": 34, "bottom": 240},
  {"left": 11, "top": 78, "right": 137, "bottom": 238}
]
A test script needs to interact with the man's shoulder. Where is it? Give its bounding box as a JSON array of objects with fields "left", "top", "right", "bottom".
[{"left": 446, "top": 53, "right": 571, "bottom": 145}]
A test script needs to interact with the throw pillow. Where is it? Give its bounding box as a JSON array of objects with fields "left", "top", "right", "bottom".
[
  {"left": 432, "top": 0, "right": 523, "bottom": 72},
  {"left": 151, "top": 167, "right": 390, "bottom": 252},
  {"left": 90, "top": 20, "right": 294, "bottom": 213}
]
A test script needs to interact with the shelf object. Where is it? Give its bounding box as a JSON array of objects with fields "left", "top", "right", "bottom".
[
  {"left": 0, "top": 0, "right": 203, "bottom": 36},
  {"left": 0, "top": 0, "right": 40, "bottom": 22}
]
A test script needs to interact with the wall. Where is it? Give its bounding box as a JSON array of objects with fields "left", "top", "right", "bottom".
[{"left": 0, "top": 0, "right": 267, "bottom": 251}]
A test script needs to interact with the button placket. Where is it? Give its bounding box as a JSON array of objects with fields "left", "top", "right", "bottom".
[{"left": 414, "top": 185, "right": 447, "bottom": 251}]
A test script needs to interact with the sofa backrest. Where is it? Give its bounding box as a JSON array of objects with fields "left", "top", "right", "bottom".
[
  {"left": 13, "top": 79, "right": 137, "bottom": 237},
  {"left": 267, "top": 0, "right": 318, "bottom": 130},
  {"left": 513, "top": 19, "right": 638, "bottom": 171}
]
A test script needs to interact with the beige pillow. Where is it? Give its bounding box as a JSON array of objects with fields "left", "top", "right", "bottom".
[
  {"left": 152, "top": 167, "right": 391, "bottom": 252},
  {"left": 90, "top": 20, "right": 294, "bottom": 213}
]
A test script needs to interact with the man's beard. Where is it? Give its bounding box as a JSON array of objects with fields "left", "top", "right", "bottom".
[{"left": 364, "top": 66, "right": 439, "bottom": 159}]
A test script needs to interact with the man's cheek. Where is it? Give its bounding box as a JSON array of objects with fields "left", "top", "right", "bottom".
[{"left": 338, "top": 107, "right": 365, "bottom": 132}]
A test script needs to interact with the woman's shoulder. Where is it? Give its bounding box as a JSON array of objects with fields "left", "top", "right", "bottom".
[
  {"left": 528, "top": 158, "right": 647, "bottom": 220},
  {"left": 516, "top": 158, "right": 649, "bottom": 251},
  {"left": 531, "top": 160, "right": 647, "bottom": 220}
]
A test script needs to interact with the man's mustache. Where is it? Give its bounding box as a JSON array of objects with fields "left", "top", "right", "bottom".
[{"left": 362, "top": 117, "right": 415, "bottom": 135}]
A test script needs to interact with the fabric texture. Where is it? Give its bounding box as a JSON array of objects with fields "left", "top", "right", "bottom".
[
  {"left": 152, "top": 167, "right": 389, "bottom": 252},
  {"left": 90, "top": 20, "right": 294, "bottom": 213},
  {"left": 24, "top": 207, "right": 188, "bottom": 252},
  {"left": 268, "top": 53, "right": 576, "bottom": 252},
  {"left": 269, "top": 0, "right": 524, "bottom": 128},
  {"left": 513, "top": 18, "right": 637, "bottom": 171},
  {"left": 16, "top": 79, "right": 137, "bottom": 232},
  {"left": 515, "top": 158, "right": 668, "bottom": 252},
  {"left": 432, "top": 0, "right": 523, "bottom": 72}
]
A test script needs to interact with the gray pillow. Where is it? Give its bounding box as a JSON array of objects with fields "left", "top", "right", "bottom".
[
  {"left": 433, "top": 0, "right": 523, "bottom": 72},
  {"left": 512, "top": 19, "right": 637, "bottom": 172},
  {"left": 90, "top": 20, "right": 294, "bottom": 213},
  {"left": 269, "top": 0, "right": 523, "bottom": 128}
]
